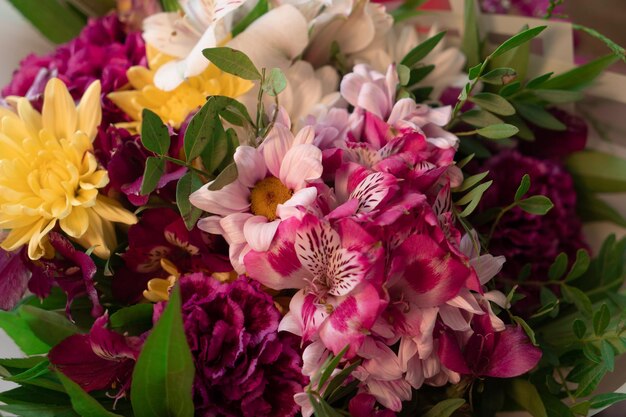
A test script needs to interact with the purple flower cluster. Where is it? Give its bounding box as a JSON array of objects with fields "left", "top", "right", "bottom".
[
  {"left": 155, "top": 274, "right": 307, "bottom": 417},
  {"left": 480, "top": 150, "right": 588, "bottom": 311},
  {"left": 480, "top": 0, "right": 557, "bottom": 16},
  {"left": 2, "top": 14, "right": 146, "bottom": 126}
]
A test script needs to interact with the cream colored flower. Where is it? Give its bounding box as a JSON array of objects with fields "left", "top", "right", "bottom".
[{"left": 0, "top": 78, "right": 137, "bottom": 260}]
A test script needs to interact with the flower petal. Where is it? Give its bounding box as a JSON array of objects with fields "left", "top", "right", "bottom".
[
  {"left": 234, "top": 146, "right": 266, "bottom": 188},
  {"left": 243, "top": 216, "right": 280, "bottom": 252},
  {"left": 42, "top": 78, "right": 77, "bottom": 140},
  {"left": 190, "top": 180, "right": 250, "bottom": 216},
  {"left": 280, "top": 144, "right": 323, "bottom": 190},
  {"left": 60, "top": 206, "right": 89, "bottom": 238},
  {"left": 76, "top": 81, "right": 102, "bottom": 140}
]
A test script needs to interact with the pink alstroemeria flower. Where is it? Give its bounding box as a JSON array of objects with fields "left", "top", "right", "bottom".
[
  {"left": 190, "top": 121, "right": 323, "bottom": 272},
  {"left": 438, "top": 313, "right": 542, "bottom": 378},
  {"left": 247, "top": 214, "right": 386, "bottom": 357},
  {"left": 48, "top": 313, "right": 143, "bottom": 399}
]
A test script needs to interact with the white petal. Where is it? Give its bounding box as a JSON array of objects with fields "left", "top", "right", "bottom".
[
  {"left": 234, "top": 146, "right": 266, "bottom": 188},
  {"left": 189, "top": 181, "right": 250, "bottom": 216},
  {"left": 143, "top": 13, "right": 198, "bottom": 58},
  {"left": 471, "top": 254, "right": 506, "bottom": 285},
  {"left": 197, "top": 215, "right": 224, "bottom": 235},
  {"left": 183, "top": 25, "right": 217, "bottom": 79},
  {"left": 219, "top": 212, "right": 253, "bottom": 244},
  {"left": 153, "top": 60, "right": 187, "bottom": 92},
  {"left": 279, "top": 144, "right": 323, "bottom": 190},
  {"left": 261, "top": 123, "right": 294, "bottom": 178},
  {"left": 243, "top": 216, "right": 280, "bottom": 252}
]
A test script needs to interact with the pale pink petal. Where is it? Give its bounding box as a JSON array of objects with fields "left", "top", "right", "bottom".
[
  {"left": 278, "top": 311, "right": 302, "bottom": 336},
  {"left": 261, "top": 123, "right": 294, "bottom": 178},
  {"left": 439, "top": 305, "right": 470, "bottom": 331},
  {"left": 340, "top": 73, "right": 366, "bottom": 108},
  {"left": 276, "top": 187, "right": 317, "bottom": 219},
  {"left": 398, "top": 337, "right": 418, "bottom": 371},
  {"left": 446, "top": 289, "right": 483, "bottom": 314},
  {"left": 293, "top": 125, "right": 316, "bottom": 146},
  {"left": 229, "top": 242, "right": 248, "bottom": 274},
  {"left": 366, "top": 379, "right": 412, "bottom": 412},
  {"left": 301, "top": 341, "right": 329, "bottom": 377},
  {"left": 359, "top": 338, "right": 403, "bottom": 381},
  {"left": 219, "top": 212, "right": 253, "bottom": 244},
  {"left": 190, "top": 181, "right": 250, "bottom": 216},
  {"left": 357, "top": 83, "right": 390, "bottom": 119},
  {"left": 405, "top": 355, "right": 425, "bottom": 389},
  {"left": 197, "top": 215, "right": 224, "bottom": 235},
  {"left": 280, "top": 144, "right": 323, "bottom": 190},
  {"left": 388, "top": 98, "right": 417, "bottom": 125},
  {"left": 243, "top": 216, "right": 280, "bottom": 252},
  {"left": 234, "top": 146, "right": 267, "bottom": 188},
  {"left": 471, "top": 254, "right": 506, "bottom": 285}
]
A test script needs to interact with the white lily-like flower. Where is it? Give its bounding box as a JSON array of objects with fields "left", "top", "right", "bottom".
[{"left": 143, "top": 0, "right": 251, "bottom": 91}]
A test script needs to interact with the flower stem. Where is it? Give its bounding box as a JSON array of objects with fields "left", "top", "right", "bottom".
[{"left": 161, "top": 155, "right": 212, "bottom": 178}]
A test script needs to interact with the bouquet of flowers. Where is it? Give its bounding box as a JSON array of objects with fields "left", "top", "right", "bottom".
[{"left": 0, "top": 0, "right": 625, "bottom": 416}]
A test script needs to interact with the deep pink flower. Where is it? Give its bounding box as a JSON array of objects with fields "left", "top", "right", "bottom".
[
  {"left": 48, "top": 313, "right": 142, "bottom": 398},
  {"left": 0, "top": 246, "right": 30, "bottom": 311},
  {"left": 27, "top": 232, "right": 103, "bottom": 318},
  {"left": 112, "top": 208, "right": 231, "bottom": 304},
  {"left": 349, "top": 393, "right": 396, "bottom": 417},
  {"left": 438, "top": 313, "right": 541, "bottom": 378},
  {"left": 2, "top": 15, "right": 146, "bottom": 127},
  {"left": 155, "top": 274, "right": 307, "bottom": 417}
]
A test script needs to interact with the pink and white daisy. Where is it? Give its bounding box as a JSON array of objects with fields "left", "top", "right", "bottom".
[{"left": 189, "top": 122, "right": 323, "bottom": 272}]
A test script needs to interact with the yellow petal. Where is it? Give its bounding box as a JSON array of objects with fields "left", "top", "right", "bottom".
[
  {"left": 74, "top": 208, "right": 110, "bottom": 259},
  {"left": 0, "top": 218, "right": 44, "bottom": 253},
  {"left": 42, "top": 78, "right": 77, "bottom": 140},
  {"left": 127, "top": 66, "right": 154, "bottom": 89},
  {"left": 107, "top": 91, "right": 142, "bottom": 122},
  {"left": 144, "top": 278, "right": 174, "bottom": 302},
  {"left": 27, "top": 219, "right": 56, "bottom": 260},
  {"left": 76, "top": 80, "right": 102, "bottom": 141},
  {"left": 93, "top": 195, "right": 137, "bottom": 225},
  {"left": 59, "top": 206, "right": 89, "bottom": 238},
  {"left": 16, "top": 98, "right": 42, "bottom": 137}
]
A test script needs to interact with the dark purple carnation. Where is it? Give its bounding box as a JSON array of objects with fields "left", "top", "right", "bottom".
[
  {"left": 518, "top": 108, "right": 588, "bottom": 159},
  {"left": 480, "top": 150, "right": 588, "bottom": 313},
  {"left": 154, "top": 274, "right": 306, "bottom": 417},
  {"left": 2, "top": 14, "right": 146, "bottom": 126}
]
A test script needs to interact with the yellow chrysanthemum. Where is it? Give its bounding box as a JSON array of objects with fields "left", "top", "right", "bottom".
[
  {"left": 0, "top": 78, "right": 137, "bottom": 260},
  {"left": 108, "top": 45, "right": 253, "bottom": 129}
]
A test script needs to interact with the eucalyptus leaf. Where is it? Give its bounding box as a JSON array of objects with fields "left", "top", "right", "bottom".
[
  {"left": 548, "top": 253, "right": 568, "bottom": 280},
  {"left": 401, "top": 31, "right": 447, "bottom": 67},
  {"left": 562, "top": 285, "right": 593, "bottom": 316},
  {"left": 470, "top": 93, "right": 516, "bottom": 116},
  {"left": 600, "top": 340, "right": 615, "bottom": 371},
  {"left": 202, "top": 47, "right": 261, "bottom": 81},
  {"left": 526, "top": 72, "right": 554, "bottom": 89},
  {"left": 481, "top": 67, "right": 517, "bottom": 85},
  {"left": 476, "top": 124, "right": 519, "bottom": 139},
  {"left": 565, "top": 249, "right": 591, "bottom": 282},
  {"left": 453, "top": 171, "right": 490, "bottom": 193},
  {"left": 141, "top": 109, "right": 171, "bottom": 155},
  {"left": 533, "top": 89, "right": 584, "bottom": 103},
  {"left": 460, "top": 109, "right": 504, "bottom": 128},
  {"left": 140, "top": 157, "right": 166, "bottom": 196},
  {"left": 491, "top": 26, "right": 547, "bottom": 59}
]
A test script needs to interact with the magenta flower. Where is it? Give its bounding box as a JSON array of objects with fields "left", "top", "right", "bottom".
[
  {"left": 156, "top": 274, "right": 307, "bottom": 417},
  {"left": 112, "top": 208, "right": 231, "bottom": 304},
  {"left": 2, "top": 15, "right": 146, "bottom": 126},
  {"left": 349, "top": 393, "right": 395, "bottom": 417},
  {"left": 517, "top": 109, "right": 588, "bottom": 159},
  {"left": 48, "top": 313, "right": 142, "bottom": 398},
  {"left": 0, "top": 246, "right": 30, "bottom": 311},
  {"left": 438, "top": 313, "right": 542, "bottom": 378}
]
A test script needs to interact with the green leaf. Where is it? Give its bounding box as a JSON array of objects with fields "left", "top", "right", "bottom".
[
  {"left": 541, "top": 54, "right": 619, "bottom": 91},
  {"left": 423, "top": 398, "right": 466, "bottom": 417},
  {"left": 6, "top": 0, "right": 86, "bottom": 44},
  {"left": 468, "top": 63, "right": 482, "bottom": 80},
  {"left": 231, "top": 0, "right": 268, "bottom": 37},
  {"left": 5, "top": 361, "right": 65, "bottom": 392},
  {"left": 515, "top": 174, "right": 531, "bottom": 201},
  {"left": 323, "top": 360, "right": 360, "bottom": 401},
  {"left": 601, "top": 340, "right": 615, "bottom": 371},
  {"left": 57, "top": 372, "right": 122, "bottom": 417},
  {"left": 460, "top": 109, "right": 504, "bottom": 128},
  {"left": 407, "top": 65, "right": 435, "bottom": 86},
  {"left": 565, "top": 249, "right": 591, "bottom": 282},
  {"left": 500, "top": 81, "right": 522, "bottom": 97},
  {"left": 0, "top": 384, "right": 70, "bottom": 406},
  {"left": 390, "top": 0, "right": 429, "bottom": 22},
  {"left": 397, "top": 64, "right": 411, "bottom": 86},
  {"left": 109, "top": 304, "right": 154, "bottom": 336},
  {"left": 262, "top": 68, "right": 287, "bottom": 97},
  {"left": 573, "top": 320, "right": 587, "bottom": 339},
  {"left": 526, "top": 72, "right": 554, "bottom": 89},
  {"left": 18, "top": 305, "right": 79, "bottom": 347},
  {"left": 176, "top": 171, "right": 204, "bottom": 231},
  {"left": 589, "top": 393, "right": 626, "bottom": 409},
  {"left": 184, "top": 101, "right": 220, "bottom": 162},
  {"left": 574, "top": 364, "right": 607, "bottom": 397},
  {"left": 456, "top": 180, "right": 493, "bottom": 217},
  {"left": 0, "top": 403, "right": 78, "bottom": 417},
  {"left": 570, "top": 401, "right": 591, "bottom": 416},
  {"left": 505, "top": 114, "right": 535, "bottom": 141},
  {"left": 562, "top": 285, "right": 593, "bottom": 316},
  {"left": 462, "top": 0, "right": 481, "bottom": 68},
  {"left": 0, "top": 311, "right": 51, "bottom": 355},
  {"left": 140, "top": 157, "right": 166, "bottom": 196},
  {"left": 476, "top": 124, "right": 519, "bottom": 139},
  {"left": 131, "top": 285, "right": 194, "bottom": 417},
  {"left": 593, "top": 304, "right": 611, "bottom": 336},
  {"left": 533, "top": 89, "right": 584, "bottom": 103},
  {"left": 470, "top": 93, "right": 516, "bottom": 116},
  {"left": 202, "top": 47, "right": 261, "bottom": 81},
  {"left": 481, "top": 67, "right": 517, "bottom": 85},
  {"left": 491, "top": 26, "right": 547, "bottom": 59},
  {"left": 401, "top": 31, "right": 447, "bottom": 67},
  {"left": 317, "top": 345, "right": 349, "bottom": 390},
  {"left": 514, "top": 102, "right": 567, "bottom": 130},
  {"left": 160, "top": 0, "right": 180, "bottom": 12},
  {"left": 453, "top": 171, "right": 490, "bottom": 193},
  {"left": 517, "top": 195, "right": 554, "bottom": 215},
  {"left": 548, "top": 253, "right": 568, "bottom": 280},
  {"left": 507, "top": 379, "right": 548, "bottom": 417},
  {"left": 141, "top": 109, "right": 171, "bottom": 155},
  {"left": 566, "top": 151, "right": 626, "bottom": 193},
  {"left": 208, "top": 162, "right": 238, "bottom": 191},
  {"left": 513, "top": 316, "right": 538, "bottom": 345},
  {"left": 576, "top": 190, "right": 626, "bottom": 227}
]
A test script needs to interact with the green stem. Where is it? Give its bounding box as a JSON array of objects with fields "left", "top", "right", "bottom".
[
  {"left": 486, "top": 202, "right": 515, "bottom": 247},
  {"left": 449, "top": 57, "right": 492, "bottom": 126},
  {"left": 455, "top": 130, "right": 478, "bottom": 137},
  {"left": 161, "top": 156, "right": 212, "bottom": 178}
]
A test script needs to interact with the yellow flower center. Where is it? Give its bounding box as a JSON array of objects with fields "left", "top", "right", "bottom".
[{"left": 249, "top": 177, "right": 293, "bottom": 221}]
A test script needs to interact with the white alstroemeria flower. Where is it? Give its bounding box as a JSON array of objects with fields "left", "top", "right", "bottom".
[
  {"left": 354, "top": 24, "right": 467, "bottom": 100},
  {"left": 143, "top": 0, "right": 251, "bottom": 91}
]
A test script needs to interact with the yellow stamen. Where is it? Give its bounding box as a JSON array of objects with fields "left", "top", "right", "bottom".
[{"left": 249, "top": 177, "right": 293, "bottom": 221}]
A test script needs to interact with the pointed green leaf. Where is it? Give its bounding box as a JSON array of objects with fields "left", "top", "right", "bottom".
[
  {"left": 573, "top": 320, "right": 587, "bottom": 339},
  {"left": 462, "top": 0, "right": 481, "bottom": 68},
  {"left": 131, "top": 285, "right": 194, "bottom": 417},
  {"left": 590, "top": 393, "right": 626, "bottom": 409},
  {"left": 515, "top": 174, "right": 531, "bottom": 201},
  {"left": 476, "top": 124, "right": 519, "bottom": 139},
  {"left": 460, "top": 109, "right": 504, "bottom": 128},
  {"left": 514, "top": 102, "right": 566, "bottom": 130},
  {"left": 401, "top": 31, "right": 447, "bottom": 67},
  {"left": 562, "top": 285, "right": 593, "bottom": 316},
  {"left": 231, "top": 0, "right": 268, "bottom": 37},
  {"left": 57, "top": 372, "right": 122, "bottom": 417},
  {"left": 533, "top": 89, "right": 584, "bottom": 103},
  {"left": 507, "top": 379, "right": 548, "bottom": 417},
  {"left": 593, "top": 304, "right": 611, "bottom": 336},
  {"left": 208, "top": 162, "right": 238, "bottom": 191},
  {"left": 565, "top": 249, "right": 590, "bottom": 282},
  {"left": 141, "top": 109, "right": 171, "bottom": 155},
  {"left": 600, "top": 340, "right": 615, "bottom": 371},
  {"left": 0, "top": 311, "right": 51, "bottom": 355},
  {"left": 176, "top": 171, "right": 204, "bottom": 231},
  {"left": 140, "top": 157, "right": 166, "bottom": 195},
  {"left": 491, "top": 26, "right": 547, "bottom": 59},
  {"left": 6, "top": 0, "right": 86, "bottom": 44},
  {"left": 470, "top": 93, "right": 515, "bottom": 116},
  {"left": 548, "top": 253, "right": 568, "bottom": 280},
  {"left": 202, "top": 47, "right": 261, "bottom": 80},
  {"left": 18, "top": 306, "right": 79, "bottom": 347},
  {"left": 541, "top": 54, "right": 618, "bottom": 91},
  {"left": 262, "top": 68, "right": 287, "bottom": 96},
  {"left": 453, "top": 171, "right": 490, "bottom": 193},
  {"left": 423, "top": 398, "right": 466, "bottom": 417},
  {"left": 566, "top": 151, "right": 626, "bottom": 193},
  {"left": 481, "top": 67, "right": 517, "bottom": 85},
  {"left": 109, "top": 304, "right": 154, "bottom": 336}
]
